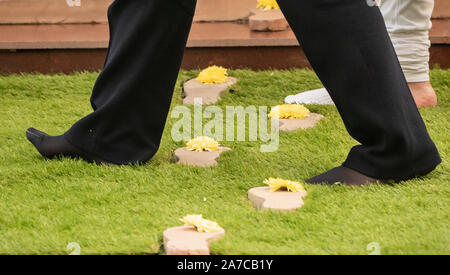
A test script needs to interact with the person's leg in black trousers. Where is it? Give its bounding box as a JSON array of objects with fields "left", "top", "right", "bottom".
[
  {"left": 27, "top": 0, "right": 440, "bottom": 185},
  {"left": 27, "top": 0, "right": 197, "bottom": 165},
  {"left": 276, "top": 0, "right": 440, "bottom": 184}
]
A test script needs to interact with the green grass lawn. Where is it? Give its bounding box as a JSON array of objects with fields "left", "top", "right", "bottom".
[{"left": 0, "top": 69, "right": 449, "bottom": 255}]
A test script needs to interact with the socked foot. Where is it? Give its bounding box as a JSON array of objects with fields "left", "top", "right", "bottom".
[
  {"left": 409, "top": 81, "right": 438, "bottom": 108},
  {"left": 306, "top": 166, "right": 383, "bottom": 186},
  {"left": 26, "top": 128, "right": 111, "bottom": 165}
]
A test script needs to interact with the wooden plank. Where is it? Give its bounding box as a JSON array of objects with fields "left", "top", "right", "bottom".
[
  {"left": 0, "top": 20, "right": 448, "bottom": 51},
  {"left": 0, "top": 0, "right": 256, "bottom": 24},
  {"left": 0, "top": 0, "right": 447, "bottom": 25},
  {"left": 1, "top": 45, "right": 448, "bottom": 74},
  {"left": 0, "top": 0, "right": 111, "bottom": 24},
  {"left": 434, "top": 0, "right": 450, "bottom": 19}
]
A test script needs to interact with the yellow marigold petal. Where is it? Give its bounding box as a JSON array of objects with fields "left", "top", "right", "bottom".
[
  {"left": 197, "top": 65, "right": 228, "bottom": 84},
  {"left": 268, "top": 104, "right": 310, "bottom": 119},
  {"left": 180, "top": 214, "right": 203, "bottom": 227},
  {"left": 263, "top": 178, "right": 306, "bottom": 192},
  {"left": 180, "top": 214, "right": 223, "bottom": 233},
  {"left": 199, "top": 219, "right": 222, "bottom": 233},
  {"left": 186, "top": 136, "right": 220, "bottom": 152},
  {"left": 257, "top": 0, "right": 280, "bottom": 10}
]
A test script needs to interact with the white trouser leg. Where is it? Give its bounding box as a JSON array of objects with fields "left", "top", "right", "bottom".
[{"left": 379, "top": 0, "right": 434, "bottom": 82}]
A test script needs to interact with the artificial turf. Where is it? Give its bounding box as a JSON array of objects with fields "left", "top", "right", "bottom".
[{"left": 0, "top": 69, "right": 448, "bottom": 254}]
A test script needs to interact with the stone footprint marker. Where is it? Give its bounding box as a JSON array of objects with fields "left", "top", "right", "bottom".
[
  {"left": 248, "top": 187, "right": 308, "bottom": 211},
  {"left": 183, "top": 77, "right": 238, "bottom": 105},
  {"left": 164, "top": 226, "right": 225, "bottom": 255},
  {"left": 164, "top": 215, "right": 225, "bottom": 255},
  {"left": 248, "top": 178, "right": 308, "bottom": 212},
  {"left": 183, "top": 66, "right": 238, "bottom": 105},
  {"left": 278, "top": 113, "right": 324, "bottom": 132},
  {"left": 269, "top": 104, "right": 324, "bottom": 132},
  {"left": 174, "top": 136, "right": 231, "bottom": 167},
  {"left": 174, "top": 147, "right": 231, "bottom": 167}
]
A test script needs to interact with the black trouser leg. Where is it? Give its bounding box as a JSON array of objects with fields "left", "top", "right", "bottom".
[
  {"left": 277, "top": 0, "right": 441, "bottom": 180},
  {"left": 64, "top": 0, "right": 197, "bottom": 164}
]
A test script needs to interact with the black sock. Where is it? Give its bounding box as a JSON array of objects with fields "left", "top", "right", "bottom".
[
  {"left": 306, "top": 166, "right": 382, "bottom": 186},
  {"left": 26, "top": 128, "right": 111, "bottom": 165}
]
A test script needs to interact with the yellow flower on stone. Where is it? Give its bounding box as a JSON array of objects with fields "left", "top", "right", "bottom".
[
  {"left": 257, "top": 0, "right": 280, "bottom": 10},
  {"left": 181, "top": 214, "right": 203, "bottom": 228},
  {"left": 180, "top": 214, "right": 223, "bottom": 233},
  {"left": 186, "top": 136, "right": 220, "bottom": 152},
  {"left": 197, "top": 65, "right": 228, "bottom": 84},
  {"left": 268, "top": 104, "right": 310, "bottom": 119},
  {"left": 264, "top": 178, "right": 306, "bottom": 192}
]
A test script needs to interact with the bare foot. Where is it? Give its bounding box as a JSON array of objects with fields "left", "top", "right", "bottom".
[
  {"left": 408, "top": 81, "right": 438, "bottom": 108},
  {"left": 305, "top": 166, "right": 382, "bottom": 186},
  {"left": 26, "top": 128, "right": 112, "bottom": 165}
]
